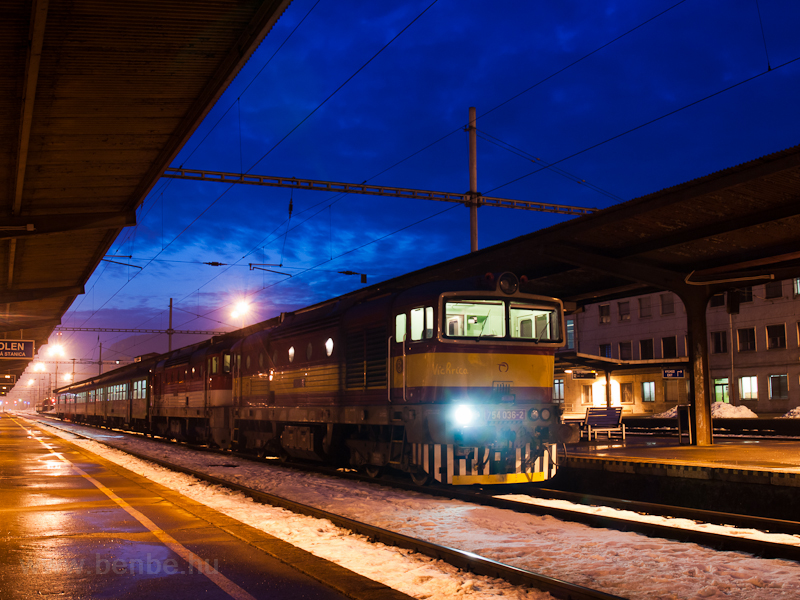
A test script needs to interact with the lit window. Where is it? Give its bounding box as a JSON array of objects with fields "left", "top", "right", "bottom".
[
  {"left": 769, "top": 374, "right": 788, "bottom": 400},
  {"left": 325, "top": 338, "right": 334, "bottom": 357},
  {"left": 713, "top": 378, "right": 729, "bottom": 403},
  {"left": 642, "top": 381, "right": 655, "bottom": 402},
  {"left": 395, "top": 314, "right": 407, "bottom": 342},
  {"left": 739, "top": 375, "right": 758, "bottom": 400},
  {"left": 410, "top": 307, "right": 425, "bottom": 341},
  {"left": 565, "top": 319, "right": 575, "bottom": 349},
  {"left": 553, "top": 379, "right": 564, "bottom": 402}
]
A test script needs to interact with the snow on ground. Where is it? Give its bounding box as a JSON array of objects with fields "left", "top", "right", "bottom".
[
  {"left": 655, "top": 402, "right": 758, "bottom": 419},
  {"left": 780, "top": 407, "right": 800, "bottom": 418},
  {"left": 29, "top": 417, "right": 800, "bottom": 600}
]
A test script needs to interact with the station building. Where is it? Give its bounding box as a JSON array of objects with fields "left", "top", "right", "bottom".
[{"left": 556, "top": 278, "right": 800, "bottom": 417}]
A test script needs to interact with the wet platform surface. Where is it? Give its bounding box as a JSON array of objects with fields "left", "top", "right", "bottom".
[
  {"left": 0, "top": 414, "right": 410, "bottom": 600},
  {"left": 567, "top": 435, "right": 800, "bottom": 473}
]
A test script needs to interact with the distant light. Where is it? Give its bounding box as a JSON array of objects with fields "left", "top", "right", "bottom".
[
  {"left": 33, "top": 362, "right": 46, "bottom": 372},
  {"left": 231, "top": 300, "right": 251, "bottom": 320},
  {"left": 47, "top": 344, "right": 65, "bottom": 357},
  {"left": 27, "top": 380, "right": 34, "bottom": 387}
]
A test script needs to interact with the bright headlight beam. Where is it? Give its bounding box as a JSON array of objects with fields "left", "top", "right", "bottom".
[{"left": 454, "top": 404, "right": 478, "bottom": 426}]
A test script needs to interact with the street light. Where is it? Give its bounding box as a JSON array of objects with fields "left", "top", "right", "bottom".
[{"left": 231, "top": 300, "right": 251, "bottom": 328}]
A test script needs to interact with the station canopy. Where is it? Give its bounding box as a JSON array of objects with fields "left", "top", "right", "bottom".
[{"left": 1, "top": 0, "right": 292, "bottom": 377}]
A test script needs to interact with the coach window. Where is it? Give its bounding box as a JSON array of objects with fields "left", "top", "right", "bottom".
[
  {"left": 395, "top": 314, "right": 407, "bottom": 342},
  {"left": 272, "top": 350, "right": 279, "bottom": 366},
  {"left": 223, "top": 353, "right": 231, "bottom": 373},
  {"left": 325, "top": 338, "right": 334, "bottom": 356},
  {"left": 259, "top": 352, "right": 265, "bottom": 369},
  {"left": 288, "top": 346, "right": 295, "bottom": 363},
  {"left": 211, "top": 356, "right": 219, "bottom": 374},
  {"left": 306, "top": 343, "right": 313, "bottom": 360},
  {"left": 246, "top": 355, "right": 251, "bottom": 370}
]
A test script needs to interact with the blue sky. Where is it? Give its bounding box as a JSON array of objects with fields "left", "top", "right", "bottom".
[{"left": 43, "top": 0, "right": 800, "bottom": 376}]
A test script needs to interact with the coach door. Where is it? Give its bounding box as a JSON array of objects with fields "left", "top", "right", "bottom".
[{"left": 389, "top": 313, "right": 407, "bottom": 402}]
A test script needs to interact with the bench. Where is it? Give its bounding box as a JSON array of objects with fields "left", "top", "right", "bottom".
[{"left": 580, "top": 406, "right": 626, "bottom": 441}]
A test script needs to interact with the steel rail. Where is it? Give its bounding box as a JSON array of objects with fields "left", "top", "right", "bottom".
[
  {"left": 28, "top": 416, "right": 624, "bottom": 600},
  {"left": 31, "top": 415, "right": 800, "bottom": 563}
]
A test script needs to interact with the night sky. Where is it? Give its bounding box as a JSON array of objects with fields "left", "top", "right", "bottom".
[{"left": 28, "top": 0, "right": 800, "bottom": 383}]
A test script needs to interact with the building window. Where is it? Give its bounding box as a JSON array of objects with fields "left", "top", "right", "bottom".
[
  {"left": 640, "top": 339, "right": 654, "bottom": 360},
  {"left": 553, "top": 378, "right": 564, "bottom": 403},
  {"left": 764, "top": 280, "right": 783, "bottom": 299},
  {"left": 599, "top": 343, "right": 612, "bottom": 358},
  {"left": 620, "top": 382, "right": 634, "bottom": 404},
  {"left": 711, "top": 331, "right": 728, "bottom": 354},
  {"left": 739, "top": 375, "right": 758, "bottom": 400},
  {"left": 565, "top": 318, "right": 575, "bottom": 350},
  {"left": 642, "top": 381, "right": 655, "bottom": 402},
  {"left": 599, "top": 304, "right": 610, "bottom": 324},
  {"left": 618, "top": 301, "right": 630, "bottom": 321},
  {"left": 660, "top": 293, "right": 674, "bottom": 315},
  {"left": 713, "top": 378, "right": 729, "bottom": 403},
  {"left": 769, "top": 374, "right": 788, "bottom": 400},
  {"left": 639, "top": 297, "right": 651, "bottom": 318},
  {"left": 709, "top": 293, "right": 724, "bottom": 308},
  {"left": 581, "top": 385, "right": 594, "bottom": 405},
  {"left": 619, "top": 341, "right": 632, "bottom": 361},
  {"left": 767, "top": 324, "right": 786, "bottom": 349},
  {"left": 737, "top": 328, "right": 756, "bottom": 352},
  {"left": 738, "top": 287, "right": 753, "bottom": 303},
  {"left": 662, "top": 336, "right": 678, "bottom": 359}
]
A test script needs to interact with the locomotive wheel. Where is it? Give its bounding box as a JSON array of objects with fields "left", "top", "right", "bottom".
[
  {"left": 410, "top": 468, "right": 431, "bottom": 486},
  {"left": 363, "top": 464, "right": 383, "bottom": 479}
]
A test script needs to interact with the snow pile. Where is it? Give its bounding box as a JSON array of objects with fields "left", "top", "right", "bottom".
[
  {"left": 654, "top": 403, "right": 758, "bottom": 419},
  {"left": 780, "top": 406, "right": 800, "bottom": 419},
  {"left": 712, "top": 402, "right": 757, "bottom": 418}
]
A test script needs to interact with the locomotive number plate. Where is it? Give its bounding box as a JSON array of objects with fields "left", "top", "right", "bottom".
[{"left": 486, "top": 409, "right": 525, "bottom": 421}]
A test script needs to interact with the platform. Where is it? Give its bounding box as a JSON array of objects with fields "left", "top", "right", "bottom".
[
  {"left": 0, "top": 414, "right": 410, "bottom": 600},
  {"left": 554, "top": 435, "right": 800, "bottom": 520}
]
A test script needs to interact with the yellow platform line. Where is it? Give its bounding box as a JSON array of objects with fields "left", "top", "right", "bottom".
[{"left": 11, "top": 418, "right": 257, "bottom": 600}]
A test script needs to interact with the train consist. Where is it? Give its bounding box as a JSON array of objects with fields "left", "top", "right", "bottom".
[{"left": 51, "top": 272, "right": 568, "bottom": 485}]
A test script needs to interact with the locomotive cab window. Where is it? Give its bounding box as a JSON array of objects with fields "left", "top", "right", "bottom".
[
  {"left": 444, "top": 300, "right": 505, "bottom": 338},
  {"left": 510, "top": 303, "right": 560, "bottom": 342},
  {"left": 444, "top": 297, "right": 561, "bottom": 343},
  {"left": 395, "top": 314, "right": 407, "bottom": 342},
  {"left": 410, "top": 306, "right": 435, "bottom": 340}
]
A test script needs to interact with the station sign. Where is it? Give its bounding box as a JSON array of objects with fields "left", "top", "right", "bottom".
[
  {"left": 0, "top": 340, "right": 34, "bottom": 359},
  {"left": 572, "top": 371, "right": 596, "bottom": 380},
  {"left": 0, "top": 374, "right": 16, "bottom": 383},
  {"left": 663, "top": 368, "right": 685, "bottom": 379}
]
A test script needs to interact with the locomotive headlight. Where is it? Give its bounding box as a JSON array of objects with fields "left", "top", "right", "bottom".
[
  {"left": 528, "top": 408, "right": 540, "bottom": 421},
  {"left": 454, "top": 405, "right": 480, "bottom": 426},
  {"left": 498, "top": 272, "right": 519, "bottom": 295},
  {"left": 540, "top": 408, "right": 552, "bottom": 421}
]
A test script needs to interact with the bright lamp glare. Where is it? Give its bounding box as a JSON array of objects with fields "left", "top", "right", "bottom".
[
  {"left": 47, "top": 344, "right": 65, "bottom": 357},
  {"left": 232, "top": 300, "right": 251, "bottom": 319},
  {"left": 454, "top": 404, "right": 479, "bottom": 426},
  {"left": 34, "top": 362, "right": 45, "bottom": 372}
]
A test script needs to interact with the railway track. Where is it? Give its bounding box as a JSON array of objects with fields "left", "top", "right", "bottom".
[
  {"left": 24, "top": 414, "right": 623, "bottom": 600},
  {"left": 28, "top": 415, "right": 800, "bottom": 564}
]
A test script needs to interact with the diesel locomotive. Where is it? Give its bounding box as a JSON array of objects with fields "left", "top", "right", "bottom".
[{"left": 52, "top": 272, "right": 567, "bottom": 485}]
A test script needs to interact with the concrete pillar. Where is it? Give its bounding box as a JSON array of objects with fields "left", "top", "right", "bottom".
[{"left": 683, "top": 291, "right": 713, "bottom": 445}]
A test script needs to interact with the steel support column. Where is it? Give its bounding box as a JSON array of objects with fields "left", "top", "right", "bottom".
[{"left": 682, "top": 291, "right": 713, "bottom": 445}]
